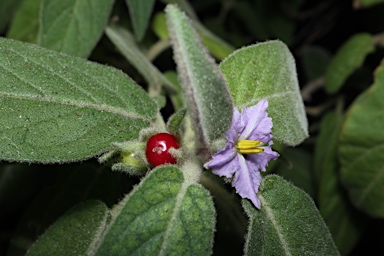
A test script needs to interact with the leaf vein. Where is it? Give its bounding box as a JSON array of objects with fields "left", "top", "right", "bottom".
[
  {"left": 0, "top": 93, "right": 148, "bottom": 120},
  {"left": 259, "top": 195, "right": 292, "bottom": 256},
  {"left": 7, "top": 48, "right": 99, "bottom": 103}
]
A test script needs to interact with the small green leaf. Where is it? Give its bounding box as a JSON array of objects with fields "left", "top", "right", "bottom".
[
  {"left": 325, "top": 33, "right": 374, "bottom": 94},
  {"left": 167, "top": 109, "right": 186, "bottom": 135},
  {"left": 316, "top": 111, "right": 366, "bottom": 255},
  {"left": 95, "top": 165, "right": 215, "bottom": 256},
  {"left": 152, "top": 12, "right": 169, "bottom": 40},
  {"left": 220, "top": 41, "right": 308, "bottom": 146},
  {"left": 105, "top": 24, "right": 177, "bottom": 92},
  {"left": 339, "top": 60, "right": 384, "bottom": 218},
  {"left": 38, "top": 0, "right": 114, "bottom": 58},
  {"left": 166, "top": 4, "right": 233, "bottom": 152},
  {"left": 26, "top": 200, "right": 110, "bottom": 256},
  {"left": 6, "top": 0, "right": 41, "bottom": 43},
  {"left": 243, "top": 175, "right": 339, "bottom": 256},
  {"left": 164, "top": 71, "right": 184, "bottom": 111},
  {"left": 126, "top": 0, "right": 155, "bottom": 41},
  {"left": 0, "top": 38, "right": 157, "bottom": 163}
]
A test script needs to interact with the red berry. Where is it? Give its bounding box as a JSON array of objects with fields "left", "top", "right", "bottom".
[{"left": 145, "top": 133, "right": 180, "bottom": 167}]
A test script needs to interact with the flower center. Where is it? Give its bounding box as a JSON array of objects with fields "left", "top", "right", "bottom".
[{"left": 236, "top": 140, "right": 264, "bottom": 154}]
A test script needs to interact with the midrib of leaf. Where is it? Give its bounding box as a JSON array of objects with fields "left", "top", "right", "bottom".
[
  {"left": 0, "top": 93, "right": 146, "bottom": 120},
  {"left": 159, "top": 176, "right": 191, "bottom": 255},
  {"left": 171, "top": 23, "right": 207, "bottom": 146},
  {"left": 0, "top": 47, "right": 142, "bottom": 117},
  {"left": 259, "top": 195, "right": 292, "bottom": 256}
]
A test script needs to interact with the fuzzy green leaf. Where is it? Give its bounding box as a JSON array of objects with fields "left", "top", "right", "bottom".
[
  {"left": 167, "top": 109, "right": 187, "bottom": 135},
  {"left": 243, "top": 175, "right": 339, "bottom": 256},
  {"left": 220, "top": 41, "right": 308, "bottom": 146},
  {"left": 316, "top": 111, "right": 366, "bottom": 255},
  {"left": 38, "top": 0, "right": 114, "bottom": 58},
  {"left": 126, "top": 0, "right": 155, "bottom": 41},
  {"left": 6, "top": 0, "right": 41, "bottom": 43},
  {"left": 339, "top": 60, "right": 384, "bottom": 218},
  {"left": 0, "top": 38, "right": 157, "bottom": 163},
  {"left": 26, "top": 200, "right": 110, "bottom": 256},
  {"left": 95, "top": 165, "right": 215, "bottom": 256},
  {"left": 152, "top": 12, "right": 234, "bottom": 60},
  {"left": 325, "top": 33, "right": 374, "bottom": 94},
  {"left": 166, "top": 4, "right": 233, "bottom": 151},
  {"left": 105, "top": 24, "right": 177, "bottom": 92}
]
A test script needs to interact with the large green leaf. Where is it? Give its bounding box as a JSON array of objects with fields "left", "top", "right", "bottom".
[
  {"left": 325, "top": 33, "right": 374, "bottom": 94},
  {"left": 0, "top": 38, "right": 157, "bottom": 163},
  {"left": 316, "top": 111, "right": 366, "bottom": 255},
  {"left": 38, "top": 0, "right": 114, "bottom": 58},
  {"left": 220, "top": 41, "right": 308, "bottom": 146},
  {"left": 243, "top": 175, "right": 339, "bottom": 256},
  {"left": 166, "top": 4, "right": 233, "bottom": 152},
  {"left": 126, "top": 0, "right": 155, "bottom": 41},
  {"left": 339, "top": 60, "right": 384, "bottom": 217},
  {"left": 105, "top": 24, "right": 177, "bottom": 92},
  {"left": 6, "top": 0, "right": 41, "bottom": 43},
  {"left": 95, "top": 165, "right": 215, "bottom": 256},
  {"left": 26, "top": 200, "right": 110, "bottom": 256}
]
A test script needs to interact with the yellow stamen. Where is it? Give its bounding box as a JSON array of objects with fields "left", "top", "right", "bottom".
[{"left": 236, "top": 140, "right": 264, "bottom": 154}]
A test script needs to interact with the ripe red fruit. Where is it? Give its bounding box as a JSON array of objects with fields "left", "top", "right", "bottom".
[{"left": 145, "top": 133, "right": 180, "bottom": 167}]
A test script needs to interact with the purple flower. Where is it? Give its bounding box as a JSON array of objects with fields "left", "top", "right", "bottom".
[{"left": 204, "top": 99, "right": 279, "bottom": 208}]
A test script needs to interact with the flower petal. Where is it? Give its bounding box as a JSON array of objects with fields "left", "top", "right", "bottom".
[
  {"left": 246, "top": 146, "right": 279, "bottom": 172},
  {"left": 239, "top": 99, "right": 272, "bottom": 140},
  {"left": 204, "top": 146, "right": 238, "bottom": 178},
  {"left": 232, "top": 155, "right": 262, "bottom": 208},
  {"left": 212, "top": 154, "right": 240, "bottom": 179}
]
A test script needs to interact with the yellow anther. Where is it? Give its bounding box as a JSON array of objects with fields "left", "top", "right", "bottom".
[{"left": 236, "top": 140, "right": 264, "bottom": 154}]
